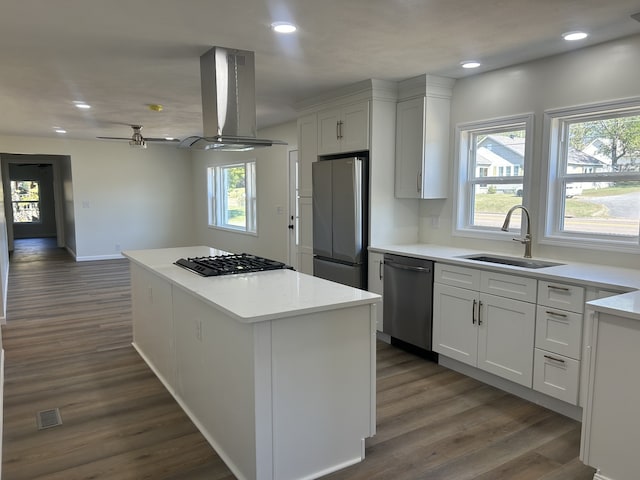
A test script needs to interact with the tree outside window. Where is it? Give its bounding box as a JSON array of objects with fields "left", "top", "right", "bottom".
[
  {"left": 207, "top": 161, "right": 257, "bottom": 234},
  {"left": 455, "top": 115, "right": 532, "bottom": 234},
  {"left": 545, "top": 103, "right": 640, "bottom": 248},
  {"left": 11, "top": 180, "right": 41, "bottom": 223}
]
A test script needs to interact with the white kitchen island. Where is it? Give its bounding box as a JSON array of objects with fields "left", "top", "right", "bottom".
[{"left": 123, "top": 246, "right": 379, "bottom": 480}]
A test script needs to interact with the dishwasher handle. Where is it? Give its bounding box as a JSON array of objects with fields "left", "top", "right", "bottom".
[{"left": 384, "top": 260, "right": 432, "bottom": 273}]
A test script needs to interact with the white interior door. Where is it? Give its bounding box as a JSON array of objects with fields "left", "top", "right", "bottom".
[{"left": 288, "top": 150, "right": 299, "bottom": 270}]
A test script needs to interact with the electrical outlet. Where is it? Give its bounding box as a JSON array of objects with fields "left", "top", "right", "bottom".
[
  {"left": 115, "top": 243, "right": 121, "bottom": 252},
  {"left": 431, "top": 216, "right": 440, "bottom": 228}
]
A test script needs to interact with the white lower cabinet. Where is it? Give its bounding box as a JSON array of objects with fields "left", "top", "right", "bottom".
[
  {"left": 532, "top": 349, "right": 580, "bottom": 404},
  {"left": 367, "top": 252, "right": 384, "bottom": 331},
  {"left": 433, "top": 264, "right": 536, "bottom": 388},
  {"left": 533, "top": 282, "right": 585, "bottom": 405}
]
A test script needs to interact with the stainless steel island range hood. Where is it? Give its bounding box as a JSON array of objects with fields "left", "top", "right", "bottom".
[{"left": 179, "top": 46, "right": 287, "bottom": 152}]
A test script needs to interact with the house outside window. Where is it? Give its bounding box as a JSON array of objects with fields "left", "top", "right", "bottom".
[
  {"left": 207, "top": 161, "right": 257, "bottom": 234},
  {"left": 455, "top": 114, "right": 533, "bottom": 235},
  {"left": 11, "top": 180, "right": 41, "bottom": 223},
  {"left": 544, "top": 100, "right": 640, "bottom": 250}
]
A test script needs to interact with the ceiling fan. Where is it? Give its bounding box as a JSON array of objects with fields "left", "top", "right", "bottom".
[{"left": 97, "top": 125, "right": 179, "bottom": 149}]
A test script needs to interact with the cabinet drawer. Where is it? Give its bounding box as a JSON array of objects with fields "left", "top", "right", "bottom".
[
  {"left": 535, "top": 306, "right": 583, "bottom": 359},
  {"left": 480, "top": 271, "right": 537, "bottom": 302},
  {"left": 435, "top": 263, "right": 480, "bottom": 290},
  {"left": 533, "top": 348, "right": 580, "bottom": 405},
  {"left": 537, "top": 281, "right": 585, "bottom": 313}
]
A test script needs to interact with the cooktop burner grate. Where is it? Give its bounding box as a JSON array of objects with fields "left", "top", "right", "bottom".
[{"left": 174, "top": 253, "right": 291, "bottom": 277}]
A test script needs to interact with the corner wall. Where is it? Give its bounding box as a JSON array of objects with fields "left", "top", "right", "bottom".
[
  {"left": 191, "top": 121, "right": 297, "bottom": 263},
  {"left": 420, "top": 34, "right": 640, "bottom": 269},
  {"left": 0, "top": 135, "right": 194, "bottom": 260}
]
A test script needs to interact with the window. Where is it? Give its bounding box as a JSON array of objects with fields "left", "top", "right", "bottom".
[
  {"left": 544, "top": 101, "right": 640, "bottom": 250},
  {"left": 207, "top": 161, "right": 257, "bottom": 234},
  {"left": 11, "top": 180, "right": 41, "bottom": 223},
  {"left": 455, "top": 115, "right": 532, "bottom": 234}
]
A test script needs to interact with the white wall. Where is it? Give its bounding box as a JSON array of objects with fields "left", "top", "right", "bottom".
[
  {"left": 192, "top": 122, "right": 297, "bottom": 263},
  {"left": 420, "top": 34, "right": 640, "bottom": 269},
  {"left": 0, "top": 135, "right": 194, "bottom": 260}
]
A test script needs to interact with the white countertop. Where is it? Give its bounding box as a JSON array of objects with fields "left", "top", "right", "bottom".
[
  {"left": 586, "top": 290, "right": 640, "bottom": 321},
  {"left": 124, "top": 246, "right": 380, "bottom": 323},
  {"left": 370, "top": 243, "right": 640, "bottom": 291},
  {"left": 370, "top": 243, "right": 640, "bottom": 319}
]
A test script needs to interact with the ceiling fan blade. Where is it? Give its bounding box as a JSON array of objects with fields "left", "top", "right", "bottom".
[
  {"left": 144, "top": 137, "right": 181, "bottom": 142},
  {"left": 96, "top": 136, "right": 131, "bottom": 140}
]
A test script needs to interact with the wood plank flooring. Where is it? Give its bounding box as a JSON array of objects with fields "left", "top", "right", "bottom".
[{"left": 1, "top": 238, "right": 596, "bottom": 479}]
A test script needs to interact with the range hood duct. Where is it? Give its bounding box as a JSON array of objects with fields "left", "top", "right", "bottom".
[{"left": 179, "top": 46, "right": 286, "bottom": 152}]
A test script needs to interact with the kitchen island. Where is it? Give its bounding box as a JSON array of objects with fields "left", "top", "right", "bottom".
[{"left": 123, "top": 246, "right": 380, "bottom": 480}]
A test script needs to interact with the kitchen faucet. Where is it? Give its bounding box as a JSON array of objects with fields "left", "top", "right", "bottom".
[{"left": 501, "top": 205, "right": 532, "bottom": 258}]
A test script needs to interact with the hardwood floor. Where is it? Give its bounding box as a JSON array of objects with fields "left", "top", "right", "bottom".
[{"left": 1, "top": 239, "right": 596, "bottom": 479}]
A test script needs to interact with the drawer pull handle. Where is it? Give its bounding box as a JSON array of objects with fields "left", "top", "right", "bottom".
[
  {"left": 547, "top": 285, "right": 570, "bottom": 292},
  {"left": 544, "top": 354, "right": 565, "bottom": 364},
  {"left": 545, "top": 310, "right": 568, "bottom": 318}
]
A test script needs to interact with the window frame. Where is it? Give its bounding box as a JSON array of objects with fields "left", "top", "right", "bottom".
[
  {"left": 454, "top": 113, "right": 534, "bottom": 239},
  {"left": 11, "top": 179, "right": 42, "bottom": 224},
  {"left": 207, "top": 160, "right": 257, "bottom": 235},
  {"left": 542, "top": 98, "right": 640, "bottom": 252}
]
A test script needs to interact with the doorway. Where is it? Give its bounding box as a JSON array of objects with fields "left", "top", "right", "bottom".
[
  {"left": 288, "top": 149, "right": 299, "bottom": 270},
  {"left": 1, "top": 154, "right": 67, "bottom": 252}
]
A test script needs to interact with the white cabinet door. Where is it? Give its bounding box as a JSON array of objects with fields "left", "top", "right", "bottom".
[
  {"left": 318, "top": 108, "right": 342, "bottom": 155},
  {"left": 477, "top": 293, "right": 536, "bottom": 387},
  {"left": 131, "top": 264, "right": 175, "bottom": 388},
  {"left": 395, "top": 97, "right": 424, "bottom": 199},
  {"left": 433, "top": 283, "right": 478, "bottom": 366},
  {"left": 297, "top": 113, "right": 317, "bottom": 197},
  {"left": 395, "top": 95, "right": 450, "bottom": 199},
  {"left": 367, "top": 252, "right": 384, "bottom": 331},
  {"left": 317, "top": 102, "right": 369, "bottom": 155},
  {"left": 340, "top": 101, "right": 369, "bottom": 153}
]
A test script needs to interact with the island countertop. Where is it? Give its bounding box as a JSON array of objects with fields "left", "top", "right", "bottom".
[{"left": 123, "top": 246, "right": 380, "bottom": 323}]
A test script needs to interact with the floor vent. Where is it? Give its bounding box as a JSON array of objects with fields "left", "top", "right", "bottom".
[{"left": 36, "top": 408, "right": 62, "bottom": 430}]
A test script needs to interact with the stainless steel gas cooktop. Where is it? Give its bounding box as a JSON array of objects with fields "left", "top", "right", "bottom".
[{"left": 174, "top": 253, "right": 291, "bottom": 277}]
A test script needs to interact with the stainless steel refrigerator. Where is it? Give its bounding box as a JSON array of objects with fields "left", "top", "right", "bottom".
[{"left": 312, "top": 156, "right": 367, "bottom": 289}]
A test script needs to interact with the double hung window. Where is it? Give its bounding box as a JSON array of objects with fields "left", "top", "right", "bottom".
[
  {"left": 455, "top": 115, "right": 532, "bottom": 234},
  {"left": 207, "top": 161, "right": 257, "bottom": 234},
  {"left": 544, "top": 101, "right": 640, "bottom": 249}
]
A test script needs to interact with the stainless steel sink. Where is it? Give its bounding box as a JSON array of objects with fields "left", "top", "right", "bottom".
[{"left": 460, "top": 254, "right": 564, "bottom": 269}]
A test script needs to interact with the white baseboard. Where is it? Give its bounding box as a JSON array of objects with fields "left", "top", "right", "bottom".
[
  {"left": 439, "top": 355, "right": 583, "bottom": 421},
  {"left": 75, "top": 253, "right": 124, "bottom": 262}
]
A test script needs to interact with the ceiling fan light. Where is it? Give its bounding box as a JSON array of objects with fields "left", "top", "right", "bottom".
[{"left": 129, "top": 139, "right": 147, "bottom": 149}]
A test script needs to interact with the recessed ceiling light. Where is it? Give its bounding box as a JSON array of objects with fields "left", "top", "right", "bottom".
[
  {"left": 562, "top": 31, "right": 588, "bottom": 41},
  {"left": 73, "top": 101, "right": 91, "bottom": 109},
  {"left": 461, "top": 61, "right": 481, "bottom": 69},
  {"left": 271, "top": 22, "right": 297, "bottom": 34},
  {"left": 54, "top": 128, "right": 66, "bottom": 134}
]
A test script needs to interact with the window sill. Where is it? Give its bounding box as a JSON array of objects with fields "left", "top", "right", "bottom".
[{"left": 207, "top": 224, "right": 258, "bottom": 237}]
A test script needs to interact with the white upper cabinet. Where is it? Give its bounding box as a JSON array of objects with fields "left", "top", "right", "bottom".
[
  {"left": 318, "top": 101, "right": 369, "bottom": 155},
  {"left": 395, "top": 75, "right": 454, "bottom": 199},
  {"left": 297, "top": 113, "right": 317, "bottom": 197}
]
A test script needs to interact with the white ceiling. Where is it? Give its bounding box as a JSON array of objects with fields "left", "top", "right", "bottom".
[{"left": 2, "top": 0, "right": 640, "bottom": 143}]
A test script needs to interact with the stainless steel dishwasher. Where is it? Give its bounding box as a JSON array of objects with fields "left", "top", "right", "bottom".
[{"left": 383, "top": 254, "right": 434, "bottom": 351}]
